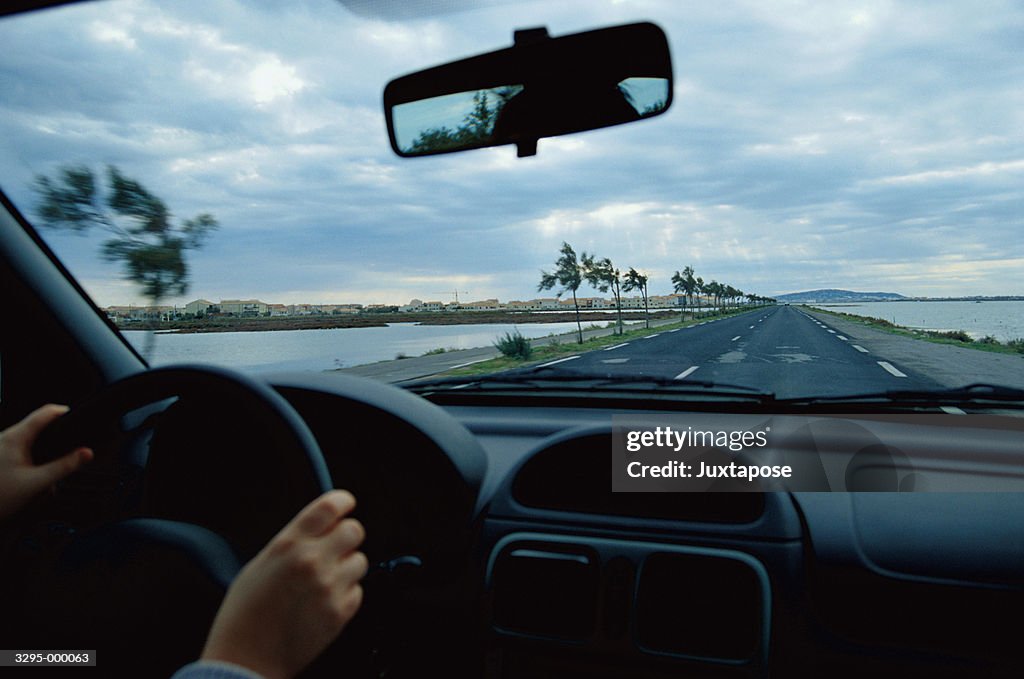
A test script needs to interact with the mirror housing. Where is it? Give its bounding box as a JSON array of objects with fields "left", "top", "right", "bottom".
[{"left": 384, "top": 22, "right": 673, "bottom": 158}]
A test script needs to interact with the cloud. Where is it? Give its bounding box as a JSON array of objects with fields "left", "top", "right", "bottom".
[
  {"left": 869, "top": 159, "right": 1024, "bottom": 186},
  {"left": 0, "top": 0, "right": 1021, "bottom": 308}
]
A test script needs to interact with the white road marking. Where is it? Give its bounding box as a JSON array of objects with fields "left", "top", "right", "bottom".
[
  {"left": 852, "top": 345, "right": 869, "bottom": 353},
  {"left": 940, "top": 406, "right": 966, "bottom": 415},
  {"left": 749, "top": 325, "right": 755, "bottom": 329},
  {"left": 668, "top": 328, "right": 681, "bottom": 333},
  {"left": 731, "top": 335, "right": 741, "bottom": 341},
  {"left": 538, "top": 355, "right": 580, "bottom": 367},
  {"left": 601, "top": 358, "right": 630, "bottom": 364},
  {"left": 877, "top": 361, "right": 907, "bottom": 377},
  {"left": 827, "top": 329, "right": 836, "bottom": 334},
  {"left": 837, "top": 335, "right": 848, "bottom": 341},
  {"left": 446, "top": 358, "right": 491, "bottom": 370},
  {"left": 674, "top": 366, "right": 699, "bottom": 380},
  {"left": 603, "top": 342, "right": 629, "bottom": 351},
  {"left": 643, "top": 334, "right": 661, "bottom": 339}
]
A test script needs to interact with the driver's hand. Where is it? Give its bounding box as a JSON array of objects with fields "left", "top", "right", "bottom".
[
  {"left": 0, "top": 404, "right": 93, "bottom": 521},
  {"left": 200, "top": 490, "right": 368, "bottom": 679}
]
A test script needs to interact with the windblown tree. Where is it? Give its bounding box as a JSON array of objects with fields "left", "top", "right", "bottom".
[
  {"left": 723, "top": 285, "right": 735, "bottom": 309},
  {"left": 538, "top": 242, "right": 585, "bottom": 344},
  {"left": 582, "top": 254, "right": 624, "bottom": 335},
  {"left": 682, "top": 266, "right": 697, "bottom": 311},
  {"left": 671, "top": 265, "right": 697, "bottom": 321},
  {"left": 622, "top": 267, "right": 649, "bottom": 329},
  {"left": 706, "top": 280, "right": 721, "bottom": 313},
  {"left": 730, "top": 286, "right": 744, "bottom": 309},
  {"left": 695, "top": 276, "right": 705, "bottom": 317},
  {"left": 671, "top": 270, "right": 687, "bottom": 321},
  {"left": 34, "top": 164, "right": 218, "bottom": 352}
]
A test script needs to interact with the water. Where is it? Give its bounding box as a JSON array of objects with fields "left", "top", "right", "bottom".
[
  {"left": 123, "top": 321, "right": 604, "bottom": 373},
  {"left": 812, "top": 301, "right": 1024, "bottom": 342}
]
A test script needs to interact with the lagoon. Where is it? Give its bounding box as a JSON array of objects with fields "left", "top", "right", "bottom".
[
  {"left": 812, "top": 300, "right": 1024, "bottom": 342},
  {"left": 125, "top": 321, "right": 596, "bottom": 373}
]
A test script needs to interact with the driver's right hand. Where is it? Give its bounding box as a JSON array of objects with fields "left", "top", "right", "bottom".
[{"left": 197, "top": 490, "right": 368, "bottom": 679}]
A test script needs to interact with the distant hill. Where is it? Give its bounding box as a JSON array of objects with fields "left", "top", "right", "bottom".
[{"left": 775, "top": 289, "right": 906, "bottom": 303}]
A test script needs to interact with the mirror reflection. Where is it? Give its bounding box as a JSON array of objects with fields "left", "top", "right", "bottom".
[
  {"left": 394, "top": 86, "right": 524, "bottom": 154},
  {"left": 392, "top": 77, "right": 669, "bottom": 156},
  {"left": 619, "top": 77, "right": 671, "bottom": 117}
]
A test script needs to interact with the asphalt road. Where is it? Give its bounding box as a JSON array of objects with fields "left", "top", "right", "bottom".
[
  {"left": 340, "top": 315, "right": 682, "bottom": 383},
  {"left": 343, "top": 305, "right": 1024, "bottom": 392},
  {"left": 537, "top": 305, "right": 945, "bottom": 398}
]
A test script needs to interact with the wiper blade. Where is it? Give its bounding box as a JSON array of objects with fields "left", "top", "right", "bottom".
[
  {"left": 780, "top": 383, "right": 1024, "bottom": 407},
  {"left": 404, "top": 366, "right": 775, "bottom": 400}
]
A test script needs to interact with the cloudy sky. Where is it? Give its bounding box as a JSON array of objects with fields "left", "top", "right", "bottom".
[{"left": 1, "top": 0, "right": 1021, "bottom": 306}]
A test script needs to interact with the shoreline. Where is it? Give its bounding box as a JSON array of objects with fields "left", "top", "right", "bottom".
[{"left": 117, "top": 310, "right": 681, "bottom": 334}]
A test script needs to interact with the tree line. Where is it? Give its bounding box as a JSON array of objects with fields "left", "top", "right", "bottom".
[{"left": 539, "top": 242, "right": 775, "bottom": 344}]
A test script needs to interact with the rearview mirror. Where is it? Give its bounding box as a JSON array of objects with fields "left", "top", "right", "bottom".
[{"left": 384, "top": 22, "right": 673, "bottom": 158}]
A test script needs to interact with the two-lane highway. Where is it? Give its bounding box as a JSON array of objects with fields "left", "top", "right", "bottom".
[{"left": 542, "top": 305, "right": 943, "bottom": 398}]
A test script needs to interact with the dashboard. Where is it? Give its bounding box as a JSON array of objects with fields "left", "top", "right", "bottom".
[{"left": 264, "top": 371, "right": 1024, "bottom": 679}]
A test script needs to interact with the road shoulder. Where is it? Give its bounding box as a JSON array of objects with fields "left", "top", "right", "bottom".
[{"left": 803, "top": 307, "right": 1024, "bottom": 388}]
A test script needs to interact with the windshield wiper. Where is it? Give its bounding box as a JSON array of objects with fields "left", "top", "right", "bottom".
[
  {"left": 404, "top": 366, "right": 775, "bottom": 401},
  {"left": 779, "top": 383, "right": 1024, "bottom": 409}
]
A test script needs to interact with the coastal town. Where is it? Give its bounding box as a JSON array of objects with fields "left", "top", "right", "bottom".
[{"left": 103, "top": 293, "right": 701, "bottom": 323}]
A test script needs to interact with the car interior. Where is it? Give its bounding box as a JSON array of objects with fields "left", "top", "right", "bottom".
[{"left": 1, "top": 1, "right": 1023, "bottom": 677}]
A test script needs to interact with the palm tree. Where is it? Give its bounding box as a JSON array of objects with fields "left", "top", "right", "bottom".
[
  {"left": 727, "top": 285, "right": 741, "bottom": 309},
  {"left": 695, "top": 276, "right": 705, "bottom": 317},
  {"left": 682, "top": 266, "right": 696, "bottom": 313},
  {"left": 539, "top": 242, "right": 584, "bottom": 343},
  {"left": 623, "top": 267, "right": 649, "bottom": 329},
  {"left": 582, "top": 254, "right": 624, "bottom": 335},
  {"left": 671, "top": 270, "right": 687, "bottom": 321},
  {"left": 708, "top": 280, "right": 723, "bottom": 314}
]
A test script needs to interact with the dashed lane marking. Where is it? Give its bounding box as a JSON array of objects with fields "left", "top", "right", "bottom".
[
  {"left": 603, "top": 343, "right": 629, "bottom": 351},
  {"left": 837, "top": 336, "right": 848, "bottom": 341},
  {"left": 877, "top": 361, "right": 907, "bottom": 377},
  {"left": 852, "top": 345, "right": 869, "bottom": 353},
  {"left": 731, "top": 336, "right": 741, "bottom": 341},
  {"left": 538, "top": 355, "right": 580, "bottom": 367},
  {"left": 674, "top": 366, "right": 699, "bottom": 380}
]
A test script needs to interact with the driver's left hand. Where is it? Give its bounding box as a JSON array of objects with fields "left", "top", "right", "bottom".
[{"left": 0, "top": 404, "right": 93, "bottom": 521}]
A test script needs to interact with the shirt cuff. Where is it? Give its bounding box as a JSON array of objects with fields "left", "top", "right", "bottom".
[{"left": 171, "top": 659, "right": 267, "bottom": 679}]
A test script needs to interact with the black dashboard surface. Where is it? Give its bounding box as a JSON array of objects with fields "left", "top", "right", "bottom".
[{"left": 271, "top": 373, "right": 1024, "bottom": 678}]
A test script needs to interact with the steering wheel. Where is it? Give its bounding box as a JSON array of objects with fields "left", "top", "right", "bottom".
[{"left": 13, "top": 364, "right": 334, "bottom": 675}]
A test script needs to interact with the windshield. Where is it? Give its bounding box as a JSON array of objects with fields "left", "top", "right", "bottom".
[{"left": 2, "top": 0, "right": 1022, "bottom": 399}]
